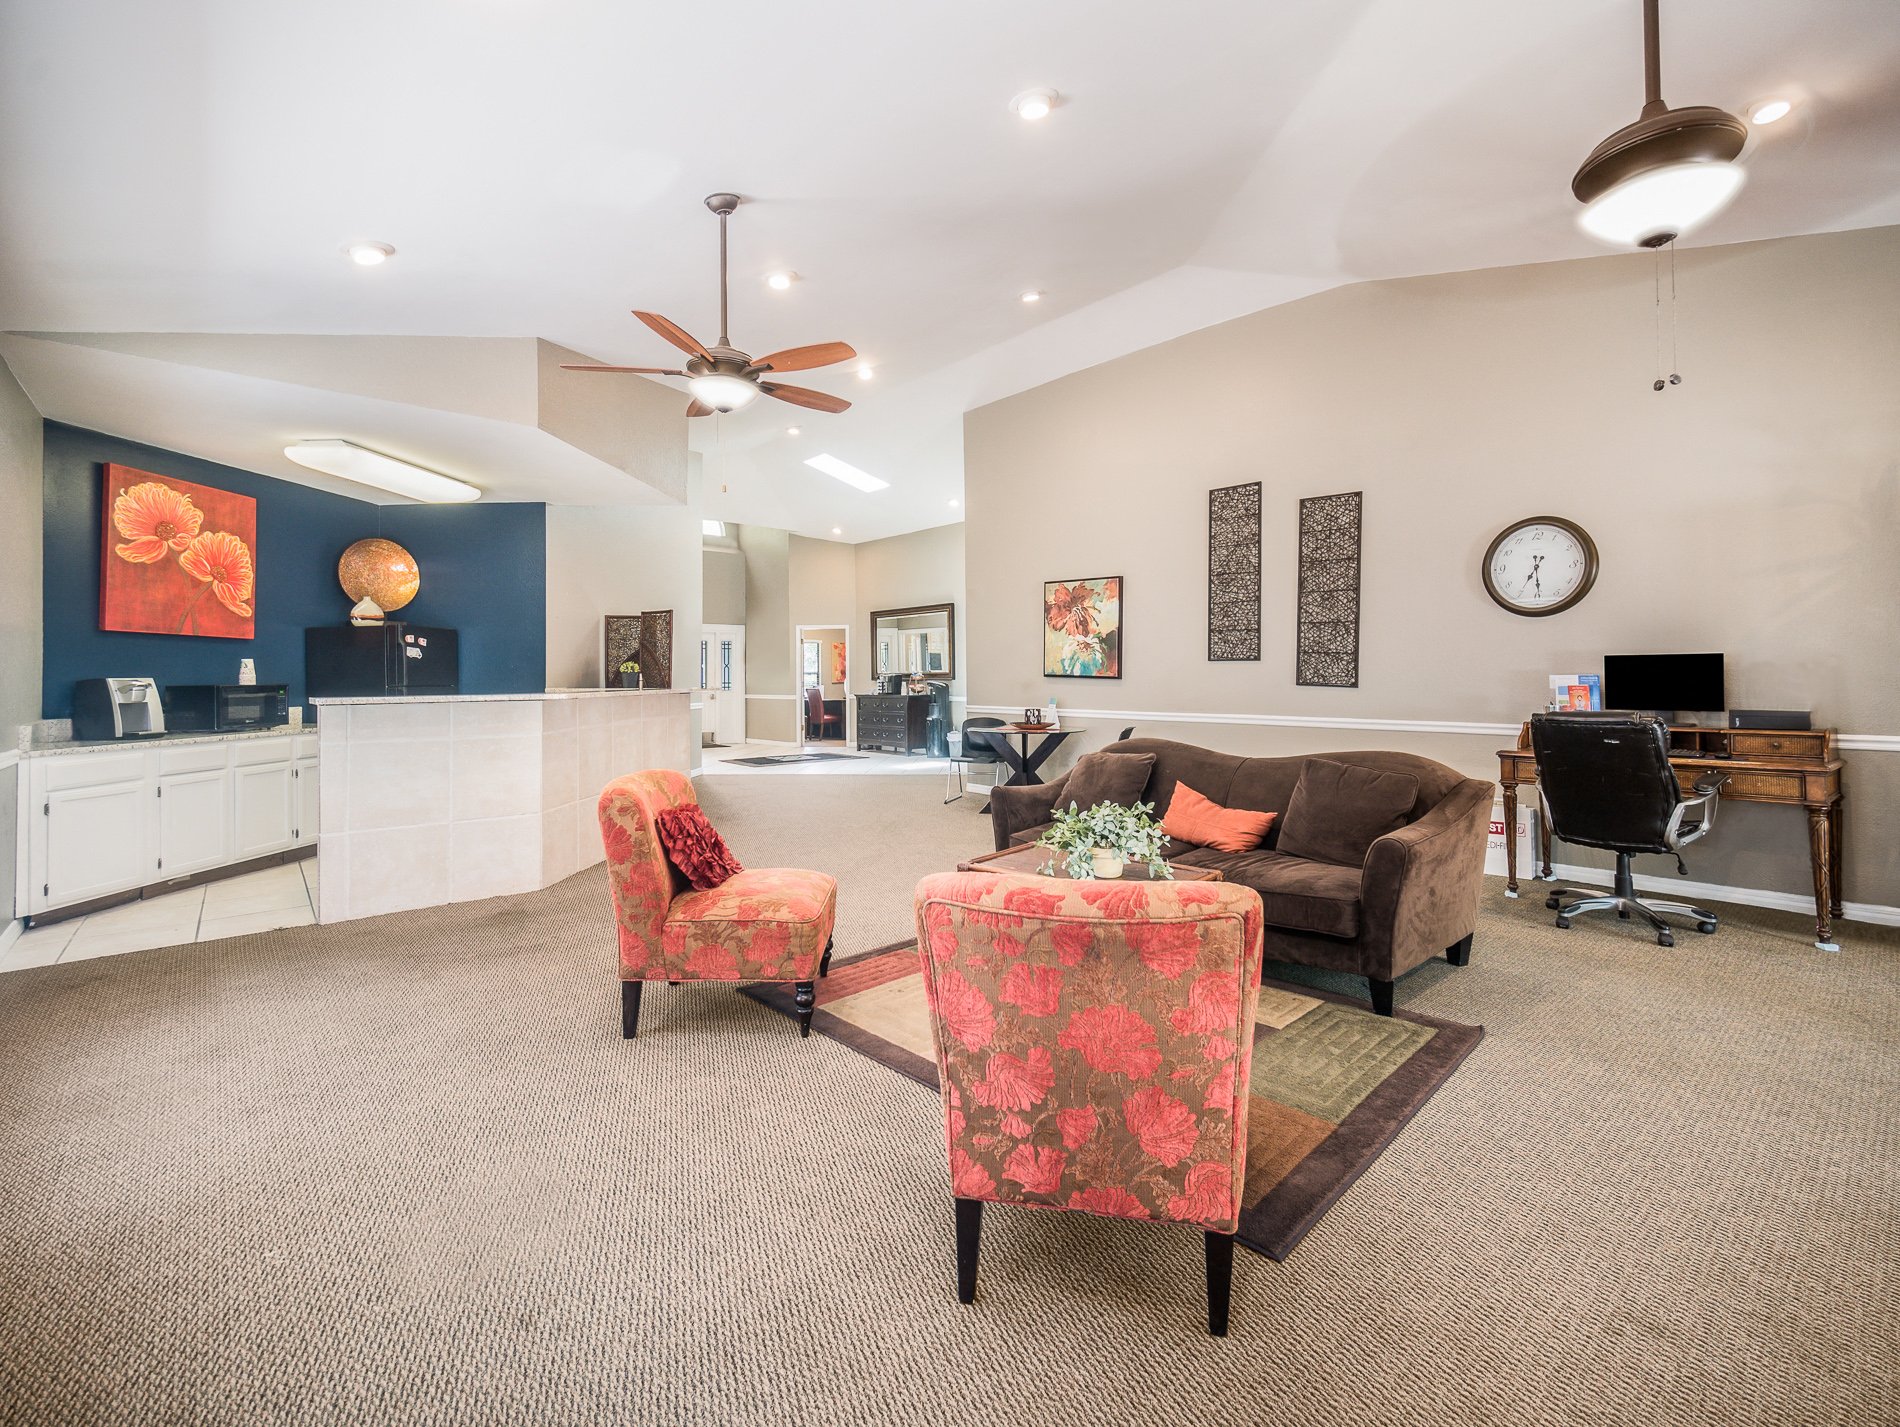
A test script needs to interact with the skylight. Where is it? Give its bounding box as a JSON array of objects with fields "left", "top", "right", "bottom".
[{"left": 804, "top": 453, "right": 889, "bottom": 493}]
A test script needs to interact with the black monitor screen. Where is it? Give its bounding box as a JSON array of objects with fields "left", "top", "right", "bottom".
[{"left": 1602, "top": 653, "right": 1725, "bottom": 714}]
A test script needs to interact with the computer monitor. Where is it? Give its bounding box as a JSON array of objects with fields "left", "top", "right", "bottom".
[{"left": 1602, "top": 653, "right": 1725, "bottom": 715}]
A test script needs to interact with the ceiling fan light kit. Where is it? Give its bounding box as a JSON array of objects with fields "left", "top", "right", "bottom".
[
  {"left": 1572, "top": 0, "right": 1747, "bottom": 249},
  {"left": 559, "top": 191, "right": 856, "bottom": 420}
]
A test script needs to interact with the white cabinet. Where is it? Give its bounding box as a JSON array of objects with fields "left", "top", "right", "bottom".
[
  {"left": 233, "top": 747, "right": 295, "bottom": 860},
  {"left": 294, "top": 758, "right": 319, "bottom": 845},
  {"left": 34, "top": 752, "right": 149, "bottom": 909},
  {"left": 155, "top": 743, "right": 233, "bottom": 879}
]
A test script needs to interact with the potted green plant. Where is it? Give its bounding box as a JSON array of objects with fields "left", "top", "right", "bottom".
[
  {"left": 616, "top": 657, "right": 641, "bottom": 689},
  {"left": 1036, "top": 799, "right": 1173, "bottom": 880}
]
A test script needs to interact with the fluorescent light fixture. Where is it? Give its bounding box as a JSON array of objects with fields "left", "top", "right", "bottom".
[
  {"left": 283, "top": 440, "right": 480, "bottom": 503},
  {"left": 347, "top": 241, "right": 395, "bottom": 266},
  {"left": 702, "top": 519, "right": 726, "bottom": 537},
  {"left": 804, "top": 453, "right": 889, "bottom": 493},
  {"left": 686, "top": 373, "right": 759, "bottom": 411},
  {"left": 1749, "top": 99, "right": 1791, "bottom": 125},
  {"left": 1576, "top": 161, "right": 1745, "bottom": 248}
]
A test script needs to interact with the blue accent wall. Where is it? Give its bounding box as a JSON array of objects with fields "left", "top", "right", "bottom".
[{"left": 41, "top": 424, "right": 547, "bottom": 717}]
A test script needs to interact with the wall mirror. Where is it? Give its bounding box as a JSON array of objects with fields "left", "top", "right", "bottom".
[{"left": 870, "top": 603, "right": 955, "bottom": 681}]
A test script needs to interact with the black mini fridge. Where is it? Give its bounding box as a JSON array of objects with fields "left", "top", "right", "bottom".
[{"left": 305, "top": 624, "right": 459, "bottom": 698}]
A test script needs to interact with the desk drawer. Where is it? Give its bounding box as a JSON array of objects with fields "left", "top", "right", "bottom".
[
  {"left": 1728, "top": 732, "right": 1823, "bottom": 761},
  {"left": 1692, "top": 768, "right": 1804, "bottom": 801}
]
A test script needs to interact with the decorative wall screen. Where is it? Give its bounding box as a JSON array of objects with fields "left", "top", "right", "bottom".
[
  {"left": 1207, "top": 481, "right": 1262, "bottom": 661},
  {"left": 1295, "top": 491, "right": 1362, "bottom": 688}
]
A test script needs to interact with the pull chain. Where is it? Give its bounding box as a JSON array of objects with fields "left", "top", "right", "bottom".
[{"left": 1653, "top": 241, "right": 1682, "bottom": 392}]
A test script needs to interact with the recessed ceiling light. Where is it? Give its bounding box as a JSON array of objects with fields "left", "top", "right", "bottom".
[
  {"left": 766, "top": 271, "right": 797, "bottom": 290},
  {"left": 1020, "top": 289, "right": 1043, "bottom": 304},
  {"left": 948, "top": 498, "right": 960, "bottom": 508},
  {"left": 785, "top": 425, "right": 801, "bottom": 436},
  {"left": 805, "top": 453, "right": 889, "bottom": 492},
  {"left": 284, "top": 440, "right": 479, "bottom": 503},
  {"left": 1010, "top": 88, "right": 1060, "bottom": 121},
  {"left": 1749, "top": 99, "right": 1792, "bottom": 125},
  {"left": 347, "top": 242, "right": 395, "bottom": 267},
  {"left": 856, "top": 364, "right": 875, "bottom": 381},
  {"left": 832, "top": 526, "right": 843, "bottom": 536}
]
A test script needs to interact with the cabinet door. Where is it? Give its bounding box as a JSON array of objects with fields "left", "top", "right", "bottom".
[
  {"left": 42, "top": 779, "right": 149, "bottom": 908},
  {"left": 294, "top": 759, "right": 319, "bottom": 844},
  {"left": 156, "top": 768, "right": 232, "bottom": 877},
  {"left": 233, "top": 761, "right": 295, "bottom": 859}
]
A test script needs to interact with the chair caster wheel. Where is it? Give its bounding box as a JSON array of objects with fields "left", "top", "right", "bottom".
[
  {"left": 1545, "top": 895, "right": 1561, "bottom": 911},
  {"left": 1657, "top": 931, "right": 1675, "bottom": 947},
  {"left": 1554, "top": 917, "right": 1571, "bottom": 930},
  {"left": 1696, "top": 921, "right": 1717, "bottom": 935}
]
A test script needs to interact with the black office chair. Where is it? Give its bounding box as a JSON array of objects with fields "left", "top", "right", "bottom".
[
  {"left": 946, "top": 717, "right": 1006, "bottom": 804},
  {"left": 1530, "top": 712, "right": 1728, "bottom": 947}
]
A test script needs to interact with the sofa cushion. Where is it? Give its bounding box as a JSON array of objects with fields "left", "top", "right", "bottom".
[
  {"left": 1058, "top": 750, "right": 1156, "bottom": 812},
  {"left": 1160, "top": 782, "right": 1275, "bottom": 853},
  {"left": 1170, "top": 849, "right": 1361, "bottom": 939},
  {"left": 1276, "top": 758, "right": 1419, "bottom": 867}
]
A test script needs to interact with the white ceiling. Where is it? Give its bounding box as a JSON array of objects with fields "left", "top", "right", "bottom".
[{"left": 3, "top": 0, "right": 1897, "bottom": 541}]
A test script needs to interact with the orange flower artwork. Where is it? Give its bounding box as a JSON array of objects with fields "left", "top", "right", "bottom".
[{"left": 99, "top": 463, "right": 257, "bottom": 639}]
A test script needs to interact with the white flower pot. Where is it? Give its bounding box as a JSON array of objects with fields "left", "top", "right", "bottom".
[{"left": 1089, "top": 847, "right": 1127, "bottom": 879}]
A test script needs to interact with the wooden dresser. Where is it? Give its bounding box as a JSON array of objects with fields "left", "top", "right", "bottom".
[{"left": 856, "top": 694, "right": 931, "bottom": 755}]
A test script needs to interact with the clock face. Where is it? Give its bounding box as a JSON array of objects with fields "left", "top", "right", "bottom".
[{"left": 1483, "top": 517, "right": 1598, "bottom": 617}]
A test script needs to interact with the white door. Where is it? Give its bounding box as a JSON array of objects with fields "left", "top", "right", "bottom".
[
  {"left": 41, "top": 779, "right": 149, "bottom": 908},
  {"left": 294, "top": 759, "right": 319, "bottom": 844},
  {"left": 702, "top": 624, "right": 746, "bottom": 744},
  {"left": 233, "top": 761, "right": 295, "bottom": 859},
  {"left": 156, "top": 768, "right": 232, "bottom": 878}
]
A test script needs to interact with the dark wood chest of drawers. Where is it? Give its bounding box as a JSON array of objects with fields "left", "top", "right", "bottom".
[{"left": 856, "top": 694, "right": 930, "bottom": 755}]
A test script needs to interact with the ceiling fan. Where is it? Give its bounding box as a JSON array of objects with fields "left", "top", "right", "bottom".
[{"left": 562, "top": 193, "right": 857, "bottom": 419}]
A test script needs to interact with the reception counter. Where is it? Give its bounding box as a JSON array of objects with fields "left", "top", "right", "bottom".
[{"left": 309, "top": 689, "right": 690, "bottom": 923}]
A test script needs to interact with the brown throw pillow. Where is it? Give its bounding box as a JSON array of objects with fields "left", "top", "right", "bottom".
[
  {"left": 1058, "top": 750, "right": 1156, "bottom": 811},
  {"left": 654, "top": 804, "right": 745, "bottom": 890},
  {"left": 1276, "top": 758, "right": 1419, "bottom": 866}
]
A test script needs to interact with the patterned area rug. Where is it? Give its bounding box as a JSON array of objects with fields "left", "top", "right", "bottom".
[
  {"left": 726, "top": 752, "right": 866, "bottom": 767},
  {"left": 744, "top": 943, "right": 1483, "bottom": 1260}
]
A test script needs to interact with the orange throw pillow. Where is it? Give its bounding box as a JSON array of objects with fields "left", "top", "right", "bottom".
[{"left": 1161, "top": 782, "right": 1275, "bottom": 854}]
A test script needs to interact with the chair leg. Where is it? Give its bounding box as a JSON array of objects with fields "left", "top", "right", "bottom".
[
  {"left": 819, "top": 937, "right": 833, "bottom": 978},
  {"left": 1445, "top": 933, "right": 1473, "bottom": 967},
  {"left": 794, "top": 980, "right": 816, "bottom": 1038},
  {"left": 954, "top": 1197, "right": 983, "bottom": 1304},
  {"left": 1204, "top": 1231, "right": 1235, "bottom": 1337},
  {"left": 620, "top": 980, "right": 642, "bottom": 1039},
  {"left": 1368, "top": 978, "right": 1395, "bottom": 1017}
]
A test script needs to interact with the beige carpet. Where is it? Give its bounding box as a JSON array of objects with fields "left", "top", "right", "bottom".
[{"left": 1, "top": 773, "right": 1894, "bottom": 1427}]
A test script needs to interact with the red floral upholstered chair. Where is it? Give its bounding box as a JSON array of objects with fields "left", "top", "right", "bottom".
[
  {"left": 599, "top": 771, "right": 837, "bottom": 1039},
  {"left": 913, "top": 870, "right": 1265, "bottom": 1335}
]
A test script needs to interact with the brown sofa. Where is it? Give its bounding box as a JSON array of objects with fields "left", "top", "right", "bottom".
[{"left": 988, "top": 738, "right": 1494, "bottom": 1015}]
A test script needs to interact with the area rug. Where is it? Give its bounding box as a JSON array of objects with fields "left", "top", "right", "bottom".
[
  {"left": 743, "top": 943, "right": 1483, "bottom": 1261},
  {"left": 727, "top": 752, "right": 866, "bottom": 767}
]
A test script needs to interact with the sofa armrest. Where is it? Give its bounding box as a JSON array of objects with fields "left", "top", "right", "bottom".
[
  {"left": 1358, "top": 778, "right": 1494, "bottom": 979},
  {"left": 988, "top": 773, "right": 1074, "bottom": 851}
]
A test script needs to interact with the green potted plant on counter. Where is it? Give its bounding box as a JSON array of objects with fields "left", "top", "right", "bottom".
[{"left": 1037, "top": 800, "right": 1172, "bottom": 880}]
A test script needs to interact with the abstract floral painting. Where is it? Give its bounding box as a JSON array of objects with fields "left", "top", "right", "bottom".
[
  {"left": 1043, "top": 577, "right": 1122, "bottom": 679},
  {"left": 99, "top": 463, "right": 256, "bottom": 639}
]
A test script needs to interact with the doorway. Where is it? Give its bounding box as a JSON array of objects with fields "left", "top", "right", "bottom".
[
  {"left": 699, "top": 624, "right": 746, "bottom": 746},
  {"left": 795, "top": 624, "right": 849, "bottom": 747}
]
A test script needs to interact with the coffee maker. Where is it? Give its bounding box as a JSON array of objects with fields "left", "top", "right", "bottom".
[{"left": 71, "top": 678, "right": 167, "bottom": 741}]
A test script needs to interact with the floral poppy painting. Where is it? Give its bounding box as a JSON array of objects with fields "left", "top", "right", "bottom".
[
  {"left": 1042, "top": 576, "right": 1121, "bottom": 679},
  {"left": 99, "top": 463, "right": 256, "bottom": 639}
]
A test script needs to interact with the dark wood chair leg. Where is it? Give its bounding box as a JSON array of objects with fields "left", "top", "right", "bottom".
[
  {"left": 1204, "top": 1230, "right": 1235, "bottom": 1337},
  {"left": 620, "top": 980, "right": 643, "bottom": 1039},
  {"left": 1368, "top": 978, "right": 1395, "bottom": 1017},
  {"left": 1445, "top": 933, "right": 1473, "bottom": 967},
  {"left": 819, "top": 937, "right": 833, "bottom": 978},
  {"left": 954, "top": 1197, "right": 983, "bottom": 1304},
  {"left": 794, "top": 980, "right": 816, "bottom": 1038}
]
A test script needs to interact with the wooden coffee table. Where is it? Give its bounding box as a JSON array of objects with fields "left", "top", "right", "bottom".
[{"left": 957, "top": 844, "right": 1224, "bottom": 882}]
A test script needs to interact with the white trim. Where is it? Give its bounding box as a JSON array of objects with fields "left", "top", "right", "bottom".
[
  {"left": 969, "top": 705, "right": 1900, "bottom": 748},
  {"left": 1524, "top": 860, "right": 1897, "bottom": 932},
  {"left": 0, "top": 917, "right": 21, "bottom": 957},
  {"left": 744, "top": 693, "right": 799, "bottom": 701},
  {"left": 0, "top": 749, "right": 18, "bottom": 771}
]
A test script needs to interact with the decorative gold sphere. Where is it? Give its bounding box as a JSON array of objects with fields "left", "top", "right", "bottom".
[{"left": 338, "top": 538, "right": 420, "bottom": 612}]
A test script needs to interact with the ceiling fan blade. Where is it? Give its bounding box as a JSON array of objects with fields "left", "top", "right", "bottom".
[
  {"left": 761, "top": 382, "right": 851, "bottom": 414},
  {"left": 685, "top": 399, "right": 716, "bottom": 418},
  {"left": 559, "top": 364, "right": 686, "bottom": 375},
  {"left": 633, "top": 310, "right": 713, "bottom": 361},
  {"left": 747, "top": 341, "right": 857, "bottom": 375}
]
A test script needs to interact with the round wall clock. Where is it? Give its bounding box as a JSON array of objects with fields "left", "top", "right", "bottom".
[{"left": 1482, "top": 516, "right": 1598, "bottom": 617}]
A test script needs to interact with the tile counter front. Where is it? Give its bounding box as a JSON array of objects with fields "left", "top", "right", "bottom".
[{"left": 309, "top": 690, "right": 690, "bottom": 923}]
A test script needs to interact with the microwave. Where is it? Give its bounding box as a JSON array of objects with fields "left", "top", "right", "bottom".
[{"left": 164, "top": 683, "right": 289, "bottom": 733}]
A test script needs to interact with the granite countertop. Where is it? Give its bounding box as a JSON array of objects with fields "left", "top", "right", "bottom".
[
  {"left": 20, "top": 724, "right": 312, "bottom": 759},
  {"left": 310, "top": 689, "right": 688, "bottom": 706}
]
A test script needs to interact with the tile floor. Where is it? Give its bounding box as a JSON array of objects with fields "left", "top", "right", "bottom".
[
  {"left": 1, "top": 859, "right": 317, "bottom": 974},
  {"left": 698, "top": 740, "right": 968, "bottom": 779}
]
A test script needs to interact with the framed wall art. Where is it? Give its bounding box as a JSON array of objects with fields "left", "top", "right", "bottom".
[
  {"left": 99, "top": 463, "right": 256, "bottom": 639},
  {"left": 1208, "top": 481, "right": 1262, "bottom": 661},
  {"left": 1043, "top": 576, "right": 1121, "bottom": 679},
  {"left": 1295, "top": 491, "right": 1361, "bottom": 688}
]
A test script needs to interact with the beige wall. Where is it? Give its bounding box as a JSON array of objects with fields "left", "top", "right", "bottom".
[
  {"left": 855, "top": 522, "right": 968, "bottom": 714},
  {"left": 544, "top": 504, "right": 704, "bottom": 705},
  {"left": 703, "top": 545, "right": 745, "bottom": 626},
  {"left": 1, "top": 356, "right": 43, "bottom": 922},
  {"left": 964, "top": 226, "right": 1900, "bottom": 912},
  {"left": 739, "top": 524, "right": 794, "bottom": 741}
]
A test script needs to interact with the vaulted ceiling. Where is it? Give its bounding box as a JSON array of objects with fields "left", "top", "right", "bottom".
[{"left": 3, "top": 0, "right": 1897, "bottom": 540}]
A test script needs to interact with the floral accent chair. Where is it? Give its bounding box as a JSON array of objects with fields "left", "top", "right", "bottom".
[
  {"left": 913, "top": 870, "right": 1265, "bottom": 1336},
  {"left": 599, "top": 771, "right": 837, "bottom": 1039}
]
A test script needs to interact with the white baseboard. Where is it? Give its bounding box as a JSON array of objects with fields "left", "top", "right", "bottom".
[{"left": 1506, "top": 860, "right": 1897, "bottom": 930}]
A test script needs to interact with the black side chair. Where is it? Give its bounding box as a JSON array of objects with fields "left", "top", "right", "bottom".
[
  {"left": 1530, "top": 711, "right": 1728, "bottom": 947},
  {"left": 946, "top": 716, "right": 1006, "bottom": 804}
]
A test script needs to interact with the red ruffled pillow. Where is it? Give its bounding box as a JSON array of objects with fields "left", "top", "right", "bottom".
[{"left": 654, "top": 805, "right": 745, "bottom": 890}]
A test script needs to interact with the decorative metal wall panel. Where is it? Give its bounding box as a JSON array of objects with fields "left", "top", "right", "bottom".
[
  {"left": 638, "top": 609, "right": 674, "bottom": 690},
  {"left": 604, "top": 614, "right": 642, "bottom": 685},
  {"left": 1207, "top": 482, "right": 1262, "bottom": 661},
  {"left": 1295, "top": 491, "right": 1362, "bottom": 688}
]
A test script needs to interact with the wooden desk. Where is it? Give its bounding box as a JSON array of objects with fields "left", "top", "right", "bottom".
[{"left": 1498, "top": 723, "right": 1844, "bottom": 951}]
